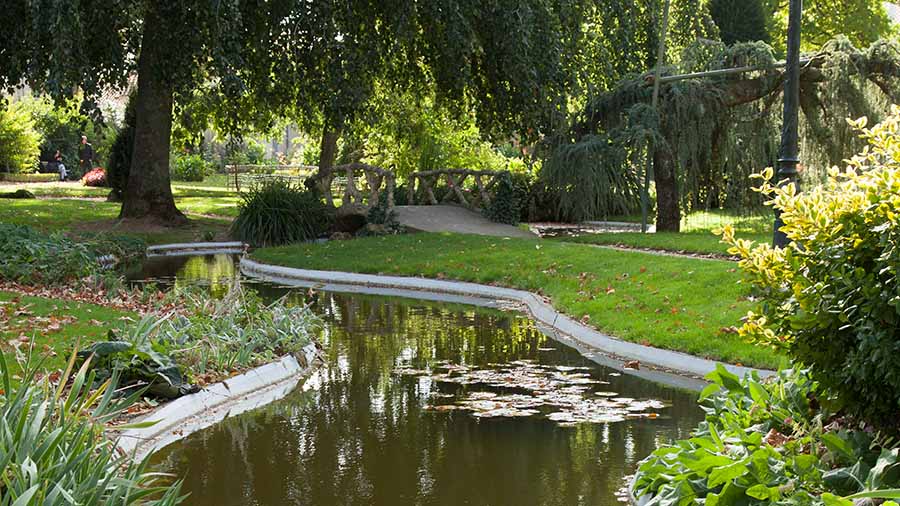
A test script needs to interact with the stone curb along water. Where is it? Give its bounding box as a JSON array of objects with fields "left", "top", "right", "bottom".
[
  {"left": 114, "top": 338, "right": 323, "bottom": 461},
  {"left": 146, "top": 241, "right": 247, "bottom": 257},
  {"left": 240, "top": 257, "right": 774, "bottom": 381}
]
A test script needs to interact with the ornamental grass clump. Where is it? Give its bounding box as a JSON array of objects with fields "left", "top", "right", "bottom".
[
  {"left": 721, "top": 107, "right": 900, "bottom": 429},
  {"left": 231, "top": 179, "right": 333, "bottom": 247},
  {"left": 0, "top": 352, "right": 183, "bottom": 505}
]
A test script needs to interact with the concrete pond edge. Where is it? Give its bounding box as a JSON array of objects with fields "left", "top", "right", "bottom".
[
  {"left": 114, "top": 343, "right": 323, "bottom": 461},
  {"left": 146, "top": 241, "right": 247, "bottom": 257},
  {"left": 240, "top": 257, "right": 774, "bottom": 384}
]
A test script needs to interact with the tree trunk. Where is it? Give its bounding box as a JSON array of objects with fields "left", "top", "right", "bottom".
[
  {"left": 653, "top": 147, "right": 680, "bottom": 232},
  {"left": 316, "top": 126, "right": 341, "bottom": 205},
  {"left": 120, "top": 2, "right": 186, "bottom": 223}
]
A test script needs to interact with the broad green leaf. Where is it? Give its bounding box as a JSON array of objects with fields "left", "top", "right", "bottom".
[{"left": 707, "top": 461, "right": 748, "bottom": 489}]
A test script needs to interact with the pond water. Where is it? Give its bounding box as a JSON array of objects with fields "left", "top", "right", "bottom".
[{"left": 137, "top": 254, "right": 704, "bottom": 506}]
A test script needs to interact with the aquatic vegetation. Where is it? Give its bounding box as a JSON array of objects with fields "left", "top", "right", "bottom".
[{"left": 398, "top": 359, "right": 668, "bottom": 427}]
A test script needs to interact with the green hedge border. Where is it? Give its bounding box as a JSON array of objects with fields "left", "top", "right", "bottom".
[{"left": 0, "top": 173, "right": 58, "bottom": 183}]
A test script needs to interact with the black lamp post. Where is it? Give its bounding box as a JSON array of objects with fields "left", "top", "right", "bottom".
[{"left": 773, "top": 0, "right": 802, "bottom": 248}]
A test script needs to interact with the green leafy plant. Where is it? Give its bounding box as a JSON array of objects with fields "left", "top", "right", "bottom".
[
  {"left": 0, "top": 224, "right": 146, "bottom": 284},
  {"left": 0, "top": 350, "right": 183, "bottom": 505},
  {"left": 0, "top": 224, "right": 98, "bottom": 283},
  {"left": 483, "top": 172, "right": 522, "bottom": 225},
  {"left": 634, "top": 366, "right": 900, "bottom": 506},
  {"left": 231, "top": 178, "right": 333, "bottom": 246},
  {"left": 80, "top": 282, "right": 320, "bottom": 394},
  {"left": 170, "top": 153, "right": 209, "bottom": 182},
  {"left": 721, "top": 108, "right": 900, "bottom": 428}
]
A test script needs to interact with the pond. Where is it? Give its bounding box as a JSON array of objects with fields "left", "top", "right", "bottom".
[{"left": 134, "top": 254, "right": 704, "bottom": 506}]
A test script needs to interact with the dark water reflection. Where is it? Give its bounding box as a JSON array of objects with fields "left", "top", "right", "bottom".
[{"left": 142, "top": 255, "right": 703, "bottom": 505}]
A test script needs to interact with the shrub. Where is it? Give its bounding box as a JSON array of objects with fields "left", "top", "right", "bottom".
[
  {"left": 633, "top": 366, "right": 900, "bottom": 506},
  {"left": 0, "top": 353, "right": 183, "bottom": 505},
  {"left": 0, "top": 172, "right": 57, "bottom": 183},
  {"left": 170, "top": 153, "right": 209, "bottom": 182},
  {"left": 0, "top": 101, "right": 40, "bottom": 173},
  {"left": 81, "top": 167, "right": 107, "bottom": 186},
  {"left": 721, "top": 109, "right": 900, "bottom": 429},
  {"left": 107, "top": 92, "right": 136, "bottom": 199},
  {"left": 0, "top": 224, "right": 145, "bottom": 284},
  {"left": 0, "top": 224, "right": 98, "bottom": 283},
  {"left": 231, "top": 179, "right": 333, "bottom": 246},
  {"left": 483, "top": 172, "right": 522, "bottom": 225}
]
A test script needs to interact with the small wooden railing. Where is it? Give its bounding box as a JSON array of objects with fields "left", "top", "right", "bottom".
[
  {"left": 313, "top": 163, "right": 396, "bottom": 213},
  {"left": 406, "top": 169, "right": 506, "bottom": 209}
]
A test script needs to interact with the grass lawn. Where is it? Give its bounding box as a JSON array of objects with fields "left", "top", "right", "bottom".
[
  {"left": 0, "top": 199, "right": 232, "bottom": 245},
  {"left": 561, "top": 231, "right": 771, "bottom": 256},
  {"left": 562, "top": 211, "right": 774, "bottom": 256},
  {"left": 2, "top": 178, "right": 242, "bottom": 218},
  {"left": 254, "top": 233, "right": 781, "bottom": 369},
  {"left": 0, "top": 291, "right": 135, "bottom": 374}
]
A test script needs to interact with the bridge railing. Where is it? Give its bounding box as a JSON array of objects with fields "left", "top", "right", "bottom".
[
  {"left": 406, "top": 169, "right": 506, "bottom": 209},
  {"left": 313, "top": 163, "right": 396, "bottom": 214}
]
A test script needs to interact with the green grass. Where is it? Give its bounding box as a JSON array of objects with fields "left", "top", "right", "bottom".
[
  {"left": 254, "top": 233, "right": 781, "bottom": 369},
  {"left": 175, "top": 196, "right": 241, "bottom": 217},
  {"left": 561, "top": 211, "right": 775, "bottom": 256},
  {"left": 0, "top": 291, "right": 135, "bottom": 373},
  {"left": 0, "top": 199, "right": 232, "bottom": 245},
  {"left": 561, "top": 231, "right": 771, "bottom": 256}
]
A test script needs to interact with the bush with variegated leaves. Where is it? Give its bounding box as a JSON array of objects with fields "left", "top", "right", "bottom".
[{"left": 721, "top": 106, "right": 900, "bottom": 429}]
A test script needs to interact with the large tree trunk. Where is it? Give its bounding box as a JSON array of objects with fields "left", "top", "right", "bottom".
[
  {"left": 120, "top": 2, "right": 186, "bottom": 223},
  {"left": 653, "top": 147, "right": 680, "bottom": 232},
  {"left": 316, "top": 126, "right": 341, "bottom": 206}
]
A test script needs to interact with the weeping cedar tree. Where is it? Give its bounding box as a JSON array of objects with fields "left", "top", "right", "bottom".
[
  {"left": 1, "top": 1, "right": 292, "bottom": 222},
  {"left": 547, "top": 37, "right": 900, "bottom": 231}
]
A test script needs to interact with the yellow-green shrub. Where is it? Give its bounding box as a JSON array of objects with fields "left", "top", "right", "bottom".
[
  {"left": 721, "top": 107, "right": 900, "bottom": 428},
  {"left": 0, "top": 101, "right": 40, "bottom": 173}
]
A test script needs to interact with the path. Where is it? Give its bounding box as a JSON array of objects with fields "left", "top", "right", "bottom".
[{"left": 395, "top": 205, "right": 537, "bottom": 239}]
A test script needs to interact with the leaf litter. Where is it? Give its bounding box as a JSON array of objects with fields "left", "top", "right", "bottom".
[{"left": 396, "top": 359, "right": 669, "bottom": 427}]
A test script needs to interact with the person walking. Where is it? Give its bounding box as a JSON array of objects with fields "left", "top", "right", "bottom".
[
  {"left": 79, "top": 135, "right": 94, "bottom": 177},
  {"left": 54, "top": 149, "right": 67, "bottom": 181}
]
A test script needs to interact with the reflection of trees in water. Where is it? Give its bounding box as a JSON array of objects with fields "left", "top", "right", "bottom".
[
  {"left": 155, "top": 293, "right": 704, "bottom": 506},
  {"left": 131, "top": 254, "right": 238, "bottom": 298}
]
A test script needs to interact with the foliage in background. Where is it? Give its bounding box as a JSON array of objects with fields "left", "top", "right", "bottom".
[
  {"left": 722, "top": 111, "right": 900, "bottom": 429},
  {"left": 16, "top": 94, "right": 115, "bottom": 168},
  {"left": 483, "top": 172, "right": 522, "bottom": 225},
  {"left": 709, "top": 0, "right": 770, "bottom": 44},
  {"left": 224, "top": 138, "right": 272, "bottom": 167},
  {"left": 0, "top": 353, "right": 183, "bottom": 505},
  {"left": 80, "top": 282, "right": 319, "bottom": 396},
  {"left": 768, "top": 0, "right": 894, "bottom": 53},
  {"left": 0, "top": 100, "right": 40, "bottom": 173},
  {"left": 634, "top": 366, "right": 900, "bottom": 505},
  {"left": 107, "top": 92, "right": 136, "bottom": 199},
  {"left": 231, "top": 179, "right": 333, "bottom": 247},
  {"left": 170, "top": 153, "right": 210, "bottom": 182},
  {"left": 356, "top": 89, "right": 514, "bottom": 178}
]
